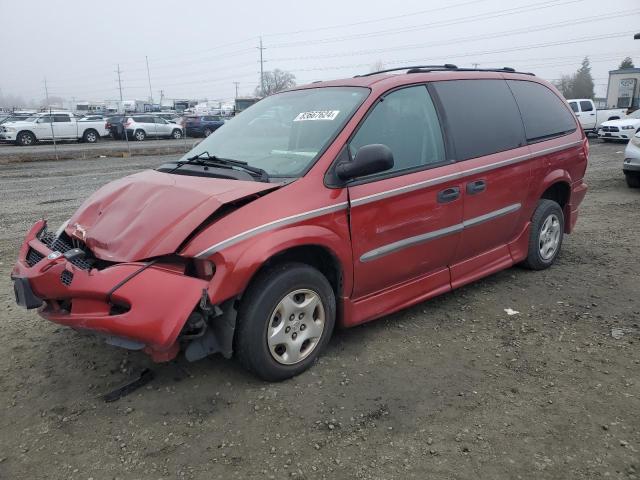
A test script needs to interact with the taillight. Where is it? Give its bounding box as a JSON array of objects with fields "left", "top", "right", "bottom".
[{"left": 582, "top": 135, "right": 589, "bottom": 160}]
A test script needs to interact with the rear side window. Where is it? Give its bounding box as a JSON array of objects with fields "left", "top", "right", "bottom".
[
  {"left": 349, "top": 85, "right": 446, "bottom": 175},
  {"left": 507, "top": 80, "right": 577, "bottom": 142},
  {"left": 54, "top": 115, "right": 71, "bottom": 122},
  {"left": 432, "top": 79, "right": 525, "bottom": 161},
  {"left": 579, "top": 100, "right": 593, "bottom": 112}
]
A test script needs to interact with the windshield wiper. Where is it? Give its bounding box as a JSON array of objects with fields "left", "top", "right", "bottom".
[{"left": 167, "top": 151, "right": 269, "bottom": 181}]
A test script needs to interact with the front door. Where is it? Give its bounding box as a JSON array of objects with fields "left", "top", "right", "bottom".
[{"left": 346, "top": 85, "right": 463, "bottom": 300}]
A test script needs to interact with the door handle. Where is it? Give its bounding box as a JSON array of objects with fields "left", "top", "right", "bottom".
[
  {"left": 590, "top": 113, "right": 595, "bottom": 116},
  {"left": 437, "top": 187, "right": 460, "bottom": 203},
  {"left": 466, "top": 180, "right": 486, "bottom": 195}
]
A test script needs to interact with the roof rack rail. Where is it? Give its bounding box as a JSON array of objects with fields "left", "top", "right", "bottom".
[
  {"left": 355, "top": 64, "right": 458, "bottom": 77},
  {"left": 357, "top": 65, "right": 534, "bottom": 77}
]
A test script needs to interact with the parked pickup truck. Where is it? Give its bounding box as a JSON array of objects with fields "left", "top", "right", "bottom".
[
  {"left": 567, "top": 99, "right": 627, "bottom": 136},
  {"left": 0, "top": 112, "right": 108, "bottom": 146}
]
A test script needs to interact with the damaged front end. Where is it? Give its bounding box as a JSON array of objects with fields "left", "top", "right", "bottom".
[{"left": 11, "top": 219, "right": 235, "bottom": 362}]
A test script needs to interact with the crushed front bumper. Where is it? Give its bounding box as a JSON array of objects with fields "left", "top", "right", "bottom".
[{"left": 11, "top": 220, "right": 208, "bottom": 361}]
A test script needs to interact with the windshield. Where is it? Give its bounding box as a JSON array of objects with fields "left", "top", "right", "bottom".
[
  {"left": 628, "top": 109, "right": 640, "bottom": 119},
  {"left": 178, "top": 86, "right": 369, "bottom": 177}
]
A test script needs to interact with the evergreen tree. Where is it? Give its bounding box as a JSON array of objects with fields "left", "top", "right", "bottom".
[
  {"left": 571, "top": 57, "right": 595, "bottom": 99},
  {"left": 619, "top": 57, "right": 635, "bottom": 69}
]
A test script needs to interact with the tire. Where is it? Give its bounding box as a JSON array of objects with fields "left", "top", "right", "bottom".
[
  {"left": 82, "top": 129, "right": 99, "bottom": 143},
  {"left": 171, "top": 128, "right": 183, "bottom": 139},
  {"left": 16, "top": 131, "right": 36, "bottom": 146},
  {"left": 134, "top": 129, "right": 146, "bottom": 141},
  {"left": 203, "top": 128, "right": 212, "bottom": 137},
  {"left": 234, "top": 262, "right": 336, "bottom": 381},
  {"left": 626, "top": 173, "right": 640, "bottom": 188},
  {"left": 521, "top": 199, "right": 564, "bottom": 270}
]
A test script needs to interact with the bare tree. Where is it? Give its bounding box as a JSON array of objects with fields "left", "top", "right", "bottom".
[
  {"left": 255, "top": 69, "right": 296, "bottom": 97},
  {"left": 370, "top": 60, "right": 386, "bottom": 73}
]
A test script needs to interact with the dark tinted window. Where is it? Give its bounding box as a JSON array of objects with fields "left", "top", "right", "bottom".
[
  {"left": 569, "top": 102, "right": 579, "bottom": 113},
  {"left": 54, "top": 115, "right": 71, "bottom": 122},
  {"left": 432, "top": 79, "right": 525, "bottom": 161},
  {"left": 579, "top": 100, "right": 593, "bottom": 112},
  {"left": 349, "top": 85, "right": 446, "bottom": 175},
  {"left": 507, "top": 80, "right": 576, "bottom": 142},
  {"left": 203, "top": 116, "right": 220, "bottom": 121},
  {"left": 133, "top": 116, "right": 153, "bottom": 123}
]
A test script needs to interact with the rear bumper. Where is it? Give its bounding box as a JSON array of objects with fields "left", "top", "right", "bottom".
[{"left": 11, "top": 220, "right": 208, "bottom": 360}]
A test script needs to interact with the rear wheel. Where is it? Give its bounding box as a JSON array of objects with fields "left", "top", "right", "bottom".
[
  {"left": 16, "top": 131, "right": 36, "bottom": 146},
  {"left": 134, "top": 129, "right": 146, "bottom": 141},
  {"left": 521, "top": 199, "right": 564, "bottom": 270},
  {"left": 82, "top": 129, "right": 99, "bottom": 143},
  {"left": 171, "top": 128, "right": 183, "bottom": 139},
  {"left": 235, "top": 263, "right": 336, "bottom": 381},
  {"left": 626, "top": 173, "right": 640, "bottom": 188}
]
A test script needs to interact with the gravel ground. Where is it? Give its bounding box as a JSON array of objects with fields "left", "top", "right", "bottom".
[{"left": 0, "top": 140, "right": 638, "bottom": 480}]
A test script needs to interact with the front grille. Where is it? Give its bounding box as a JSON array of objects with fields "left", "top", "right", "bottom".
[
  {"left": 601, "top": 126, "right": 619, "bottom": 133},
  {"left": 60, "top": 270, "right": 74, "bottom": 286},
  {"left": 26, "top": 248, "right": 44, "bottom": 267},
  {"left": 33, "top": 227, "right": 95, "bottom": 271}
]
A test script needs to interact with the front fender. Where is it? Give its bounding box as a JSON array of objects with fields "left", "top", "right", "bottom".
[{"left": 204, "top": 224, "right": 353, "bottom": 305}]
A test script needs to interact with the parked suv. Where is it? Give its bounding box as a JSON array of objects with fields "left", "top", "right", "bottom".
[
  {"left": 184, "top": 115, "right": 225, "bottom": 137},
  {"left": 11, "top": 66, "right": 588, "bottom": 381},
  {"left": 124, "top": 115, "right": 184, "bottom": 141}
]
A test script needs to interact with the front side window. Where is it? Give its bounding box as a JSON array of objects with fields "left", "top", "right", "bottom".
[
  {"left": 569, "top": 102, "right": 579, "bottom": 113},
  {"left": 349, "top": 85, "right": 446, "bottom": 175},
  {"left": 432, "top": 79, "right": 525, "bottom": 161},
  {"left": 179, "top": 87, "right": 369, "bottom": 177},
  {"left": 507, "top": 80, "right": 577, "bottom": 142}
]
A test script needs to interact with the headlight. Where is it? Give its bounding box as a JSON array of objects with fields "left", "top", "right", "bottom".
[
  {"left": 4, "top": 127, "right": 16, "bottom": 132},
  {"left": 621, "top": 125, "right": 635, "bottom": 130},
  {"left": 632, "top": 136, "right": 640, "bottom": 147}
]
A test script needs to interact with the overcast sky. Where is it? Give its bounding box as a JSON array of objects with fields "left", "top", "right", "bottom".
[{"left": 1, "top": 0, "right": 638, "bottom": 105}]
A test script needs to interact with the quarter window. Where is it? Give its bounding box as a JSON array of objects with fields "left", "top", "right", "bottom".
[
  {"left": 507, "top": 80, "right": 577, "bottom": 142},
  {"left": 432, "top": 79, "right": 525, "bottom": 161},
  {"left": 349, "top": 85, "right": 446, "bottom": 176}
]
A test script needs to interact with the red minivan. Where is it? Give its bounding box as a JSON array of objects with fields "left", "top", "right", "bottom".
[{"left": 12, "top": 66, "right": 588, "bottom": 381}]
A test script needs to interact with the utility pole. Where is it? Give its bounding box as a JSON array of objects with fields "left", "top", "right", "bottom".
[
  {"left": 258, "top": 37, "right": 266, "bottom": 97},
  {"left": 115, "top": 64, "right": 123, "bottom": 102},
  {"left": 145, "top": 56, "right": 154, "bottom": 105},
  {"left": 43, "top": 77, "right": 50, "bottom": 108},
  {"left": 233, "top": 82, "right": 240, "bottom": 99}
]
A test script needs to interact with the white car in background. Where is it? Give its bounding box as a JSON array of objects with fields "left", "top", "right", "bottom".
[
  {"left": 623, "top": 131, "right": 640, "bottom": 188},
  {"left": 0, "top": 112, "right": 108, "bottom": 146},
  {"left": 124, "top": 114, "right": 184, "bottom": 141},
  {"left": 598, "top": 109, "right": 640, "bottom": 141}
]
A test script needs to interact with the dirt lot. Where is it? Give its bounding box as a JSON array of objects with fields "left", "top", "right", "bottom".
[{"left": 0, "top": 140, "right": 638, "bottom": 480}]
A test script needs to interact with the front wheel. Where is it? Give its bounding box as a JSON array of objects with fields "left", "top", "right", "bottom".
[
  {"left": 234, "top": 263, "right": 336, "bottom": 381},
  {"left": 16, "top": 131, "right": 36, "bottom": 146},
  {"left": 171, "top": 128, "right": 183, "bottom": 139},
  {"left": 203, "top": 128, "right": 212, "bottom": 137},
  {"left": 521, "top": 199, "right": 564, "bottom": 270},
  {"left": 626, "top": 173, "right": 640, "bottom": 188}
]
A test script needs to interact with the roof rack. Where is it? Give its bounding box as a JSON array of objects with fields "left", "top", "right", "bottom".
[
  {"left": 355, "top": 65, "right": 458, "bottom": 77},
  {"left": 357, "top": 65, "right": 534, "bottom": 77}
]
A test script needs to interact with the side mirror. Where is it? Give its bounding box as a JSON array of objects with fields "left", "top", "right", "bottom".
[{"left": 336, "top": 144, "right": 394, "bottom": 181}]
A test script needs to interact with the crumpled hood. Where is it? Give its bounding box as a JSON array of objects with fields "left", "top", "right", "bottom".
[{"left": 66, "top": 170, "right": 280, "bottom": 262}]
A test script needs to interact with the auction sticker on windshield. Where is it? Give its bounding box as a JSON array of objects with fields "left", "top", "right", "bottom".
[{"left": 293, "top": 110, "right": 340, "bottom": 121}]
